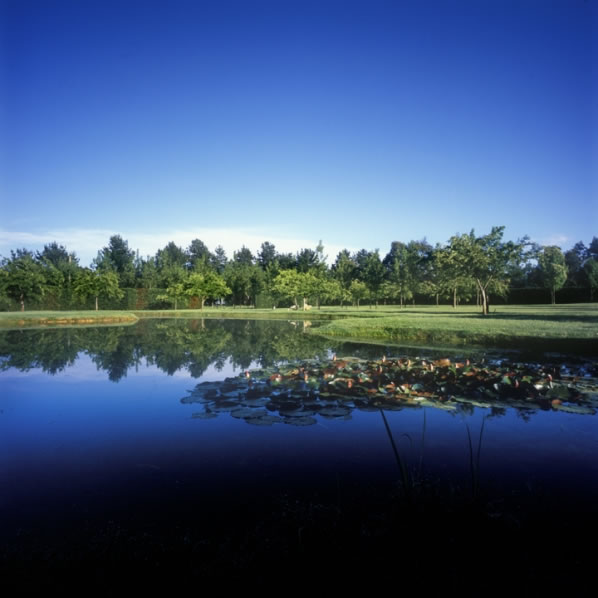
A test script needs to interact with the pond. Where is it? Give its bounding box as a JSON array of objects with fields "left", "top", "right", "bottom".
[{"left": 1, "top": 318, "right": 597, "bottom": 592}]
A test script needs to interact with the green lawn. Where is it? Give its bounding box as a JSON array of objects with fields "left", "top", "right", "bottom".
[{"left": 310, "top": 304, "right": 598, "bottom": 353}]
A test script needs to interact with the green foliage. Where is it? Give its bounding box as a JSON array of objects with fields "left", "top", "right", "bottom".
[
  {"left": 94, "top": 235, "right": 136, "bottom": 287},
  {"left": 73, "top": 269, "right": 124, "bottom": 310},
  {"left": 257, "top": 241, "right": 277, "bottom": 269},
  {"left": 156, "top": 282, "right": 187, "bottom": 310},
  {"left": 1, "top": 230, "right": 596, "bottom": 312},
  {"left": 362, "top": 250, "right": 385, "bottom": 305},
  {"left": 538, "top": 246, "right": 568, "bottom": 304},
  {"left": 445, "top": 227, "right": 524, "bottom": 314},
  {"left": 187, "top": 238, "right": 212, "bottom": 271},
  {"left": 271, "top": 269, "right": 318, "bottom": 309},
  {"left": 349, "top": 279, "right": 367, "bottom": 307},
  {"left": 0, "top": 249, "right": 47, "bottom": 311},
  {"left": 224, "top": 261, "right": 263, "bottom": 306},
  {"left": 583, "top": 259, "right": 598, "bottom": 300},
  {"left": 210, "top": 245, "right": 228, "bottom": 274},
  {"left": 332, "top": 250, "right": 356, "bottom": 304},
  {"left": 233, "top": 246, "right": 254, "bottom": 266},
  {"left": 185, "top": 271, "right": 231, "bottom": 309}
]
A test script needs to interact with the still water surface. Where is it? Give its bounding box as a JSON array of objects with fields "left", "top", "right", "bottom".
[{"left": 1, "top": 319, "right": 597, "bottom": 590}]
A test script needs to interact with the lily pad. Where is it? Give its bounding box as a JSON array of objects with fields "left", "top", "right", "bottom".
[
  {"left": 191, "top": 411, "right": 218, "bottom": 419},
  {"left": 283, "top": 416, "right": 317, "bottom": 426},
  {"left": 231, "top": 407, "right": 268, "bottom": 419},
  {"left": 317, "top": 406, "right": 351, "bottom": 418}
]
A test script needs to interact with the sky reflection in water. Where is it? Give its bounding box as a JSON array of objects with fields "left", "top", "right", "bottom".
[{"left": 1, "top": 319, "right": 597, "bottom": 553}]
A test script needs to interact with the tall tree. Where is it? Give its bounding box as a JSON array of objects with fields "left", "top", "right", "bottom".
[
  {"left": 210, "top": 245, "right": 228, "bottom": 274},
  {"left": 36, "top": 242, "right": 80, "bottom": 307},
  {"left": 564, "top": 241, "right": 587, "bottom": 287},
  {"left": 136, "top": 256, "right": 159, "bottom": 289},
  {"left": 94, "top": 235, "right": 136, "bottom": 287},
  {"left": 295, "top": 248, "right": 319, "bottom": 273},
  {"left": 223, "top": 261, "right": 263, "bottom": 306},
  {"left": 583, "top": 258, "right": 598, "bottom": 301},
  {"left": 277, "top": 252, "right": 296, "bottom": 270},
  {"left": 155, "top": 242, "right": 188, "bottom": 272},
  {"left": 331, "top": 250, "right": 356, "bottom": 307},
  {"left": 187, "top": 239, "right": 212, "bottom": 271},
  {"left": 353, "top": 249, "right": 370, "bottom": 280},
  {"left": 233, "top": 246, "right": 255, "bottom": 266},
  {"left": 257, "top": 242, "right": 277, "bottom": 270},
  {"left": 0, "top": 249, "right": 47, "bottom": 311},
  {"left": 362, "top": 250, "right": 385, "bottom": 307},
  {"left": 35, "top": 242, "right": 76, "bottom": 268},
  {"left": 538, "top": 246, "right": 568, "bottom": 305},
  {"left": 448, "top": 227, "right": 523, "bottom": 315},
  {"left": 384, "top": 242, "right": 411, "bottom": 307},
  {"left": 587, "top": 237, "right": 598, "bottom": 260}
]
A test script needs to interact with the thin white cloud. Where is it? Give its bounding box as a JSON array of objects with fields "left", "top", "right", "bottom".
[
  {"left": 0, "top": 227, "right": 358, "bottom": 265},
  {"left": 536, "top": 234, "right": 569, "bottom": 248}
]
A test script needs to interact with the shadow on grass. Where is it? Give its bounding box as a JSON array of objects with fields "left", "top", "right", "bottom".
[{"left": 446, "top": 312, "right": 598, "bottom": 324}]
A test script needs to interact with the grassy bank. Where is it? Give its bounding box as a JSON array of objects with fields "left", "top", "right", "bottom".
[
  {"left": 132, "top": 307, "right": 339, "bottom": 321},
  {"left": 311, "top": 304, "right": 598, "bottom": 353},
  {"left": 0, "top": 310, "right": 139, "bottom": 328},
  {"left": 0, "top": 305, "right": 596, "bottom": 353}
]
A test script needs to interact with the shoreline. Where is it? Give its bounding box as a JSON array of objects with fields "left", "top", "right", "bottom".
[{"left": 0, "top": 305, "right": 596, "bottom": 355}]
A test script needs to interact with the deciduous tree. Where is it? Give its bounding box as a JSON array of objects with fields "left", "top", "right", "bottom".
[
  {"left": 1, "top": 249, "right": 47, "bottom": 311},
  {"left": 185, "top": 272, "right": 231, "bottom": 309},
  {"left": 74, "top": 269, "right": 124, "bottom": 311},
  {"left": 447, "top": 227, "right": 523, "bottom": 315},
  {"left": 538, "top": 246, "right": 568, "bottom": 305}
]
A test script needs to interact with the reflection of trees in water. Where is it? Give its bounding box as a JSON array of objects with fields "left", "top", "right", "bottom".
[
  {"left": 226, "top": 319, "right": 333, "bottom": 371},
  {"left": 0, "top": 329, "right": 80, "bottom": 374},
  {"left": 0, "top": 319, "right": 339, "bottom": 381}
]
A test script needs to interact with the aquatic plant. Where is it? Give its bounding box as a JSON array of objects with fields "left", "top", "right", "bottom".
[
  {"left": 181, "top": 355, "right": 598, "bottom": 425},
  {"left": 465, "top": 416, "right": 487, "bottom": 501},
  {"left": 378, "top": 407, "right": 412, "bottom": 502}
]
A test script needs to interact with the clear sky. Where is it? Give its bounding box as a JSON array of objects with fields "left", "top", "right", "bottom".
[{"left": 1, "top": 0, "right": 596, "bottom": 266}]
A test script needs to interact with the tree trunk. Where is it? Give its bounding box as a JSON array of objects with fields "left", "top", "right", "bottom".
[
  {"left": 20, "top": 294, "right": 25, "bottom": 312},
  {"left": 95, "top": 296, "right": 98, "bottom": 311},
  {"left": 436, "top": 293, "right": 439, "bottom": 306},
  {"left": 477, "top": 281, "right": 488, "bottom": 315},
  {"left": 174, "top": 298, "right": 178, "bottom": 310},
  {"left": 551, "top": 287, "right": 555, "bottom": 305},
  {"left": 453, "top": 287, "right": 457, "bottom": 309},
  {"left": 201, "top": 297, "right": 205, "bottom": 310}
]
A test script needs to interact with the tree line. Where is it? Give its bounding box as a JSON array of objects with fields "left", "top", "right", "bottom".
[{"left": 1, "top": 227, "right": 597, "bottom": 313}]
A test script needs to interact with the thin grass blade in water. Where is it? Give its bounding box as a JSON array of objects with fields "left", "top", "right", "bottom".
[{"left": 379, "top": 407, "right": 411, "bottom": 502}]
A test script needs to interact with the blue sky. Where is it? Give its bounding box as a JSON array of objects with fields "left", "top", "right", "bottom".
[{"left": 1, "top": 0, "right": 596, "bottom": 266}]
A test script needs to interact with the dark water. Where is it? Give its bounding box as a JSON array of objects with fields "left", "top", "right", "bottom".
[{"left": 1, "top": 319, "right": 597, "bottom": 592}]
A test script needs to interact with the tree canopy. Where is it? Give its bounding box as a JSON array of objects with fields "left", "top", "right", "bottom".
[{"left": 1, "top": 230, "right": 596, "bottom": 311}]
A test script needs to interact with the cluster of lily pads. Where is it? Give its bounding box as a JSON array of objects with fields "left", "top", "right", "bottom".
[{"left": 181, "top": 355, "right": 598, "bottom": 425}]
